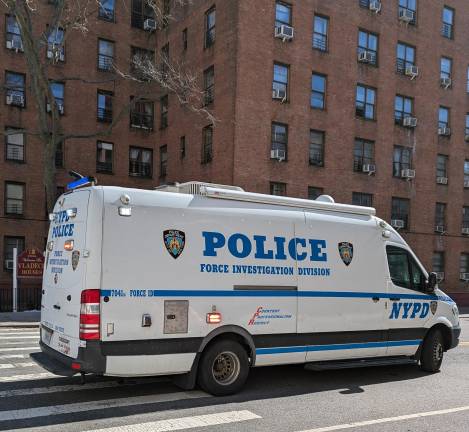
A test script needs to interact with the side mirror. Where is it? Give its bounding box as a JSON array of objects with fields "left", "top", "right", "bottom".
[{"left": 425, "top": 272, "right": 437, "bottom": 293}]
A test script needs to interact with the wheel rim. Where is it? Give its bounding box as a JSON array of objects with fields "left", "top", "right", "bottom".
[
  {"left": 433, "top": 341, "right": 443, "bottom": 362},
  {"left": 211, "top": 351, "right": 240, "bottom": 386}
]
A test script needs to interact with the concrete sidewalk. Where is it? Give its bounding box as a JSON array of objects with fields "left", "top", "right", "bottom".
[{"left": 0, "top": 311, "right": 40, "bottom": 328}]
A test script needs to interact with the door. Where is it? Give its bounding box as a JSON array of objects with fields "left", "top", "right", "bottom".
[{"left": 385, "top": 245, "right": 433, "bottom": 356}]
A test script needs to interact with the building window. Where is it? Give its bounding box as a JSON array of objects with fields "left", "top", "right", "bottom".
[
  {"left": 308, "top": 186, "right": 323, "bottom": 200},
  {"left": 432, "top": 252, "right": 445, "bottom": 274},
  {"left": 202, "top": 125, "right": 213, "bottom": 164},
  {"left": 358, "top": 0, "right": 373, "bottom": 8},
  {"left": 309, "top": 130, "right": 324, "bottom": 167},
  {"left": 352, "top": 192, "right": 373, "bottom": 207},
  {"left": 271, "top": 122, "right": 288, "bottom": 160},
  {"left": 355, "top": 84, "right": 376, "bottom": 120},
  {"left": 460, "top": 254, "right": 469, "bottom": 275},
  {"left": 391, "top": 197, "right": 410, "bottom": 229},
  {"left": 182, "top": 28, "right": 188, "bottom": 50},
  {"left": 312, "top": 15, "right": 328, "bottom": 52},
  {"left": 49, "top": 82, "right": 64, "bottom": 114},
  {"left": 398, "top": 0, "right": 416, "bottom": 24},
  {"left": 130, "top": 99, "right": 153, "bottom": 130},
  {"left": 353, "top": 138, "right": 374, "bottom": 172},
  {"left": 438, "top": 106, "right": 449, "bottom": 129},
  {"left": 160, "top": 145, "right": 168, "bottom": 177},
  {"left": 393, "top": 146, "right": 412, "bottom": 177},
  {"left": 5, "top": 71, "right": 25, "bottom": 107},
  {"left": 442, "top": 6, "right": 454, "bottom": 39},
  {"left": 5, "top": 182, "right": 24, "bottom": 215},
  {"left": 463, "top": 207, "right": 469, "bottom": 230},
  {"left": 180, "top": 136, "right": 186, "bottom": 159},
  {"left": 270, "top": 182, "right": 286, "bottom": 196},
  {"left": 97, "top": 90, "right": 113, "bottom": 123},
  {"left": 5, "top": 128, "right": 24, "bottom": 162},
  {"left": 160, "top": 43, "right": 169, "bottom": 72},
  {"left": 55, "top": 141, "right": 64, "bottom": 168},
  {"left": 96, "top": 141, "right": 113, "bottom": 173},
  {"left": 204, "top": 66, "right": 215, "bottom": 105},
  {"left": 130, "top": 46, "right": 154, "bottom": 79},
  {"left": 275, "top": 2, "right": 292, "bottom": 29},
  {"left": 467, "top": 66, "right": 469, "bottom": 93},
  {"left": 396, "top": 42, "right": 415, "bottom": 74},
  {"left": 464, "top": 160, "right": 469, "bottom": 183},
  {"left": 435, "top": 203, "right": 446, "bottom": 230},
  {"left": 436, "top": 154, "right": 448, "bottom": 179},
  {"left": 358, "top": 30, "right": 378, "bottom": 66},
  {"left": 272, "top": 63, "right": 289, "bottom": 100},
  {"left": 466, "top": 114, "right": 469, "bottom": 137},
  {"left": 47, "top": 27, "right": 65, "bottom": 62},
  {"left": 160, "top": 95, "right": 168, "bottom": 129},
  {"left": 98, "top": 0, "right": 115, "bottom": 21},
  {"left": 98, "top": 39, "right": 114, "bottom": 71},
  {"left": 131, "top": 0, "right": 154, "bottom": 29},
  {"left": 129, "top": 146, "right": 152, "bottom": 178},
  {"left": 440, "top": 57, "right": 452, "bottom": 80},
  {"left": 3, "top": 236, "right": 24, "bottom": 271},
  {"left": 311, "top": 73, "right": 326, "bottom": 110},
  {"left": 6, "top": 15, "right": 23, "bottom": 51},
  {"left": 394, "top": 95, "right": 413, "bottom": 125},
  {"left": 204, "top": 7, "right": 216, "bottom": 48}
]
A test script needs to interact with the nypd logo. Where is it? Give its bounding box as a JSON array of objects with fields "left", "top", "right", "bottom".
[
  {"left": 163, "top": 230, "right": 186, "bottom": 259},
  {"left": 389, "top": 302, "right": 430, "bottom": 320},
  {"left": 338, "top": 242, "right": 353, "bottom": 266}
]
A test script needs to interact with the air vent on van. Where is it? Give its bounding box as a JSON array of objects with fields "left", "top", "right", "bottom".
[{"left": 155, "top": 182, "right": 245, "bottom": 196}]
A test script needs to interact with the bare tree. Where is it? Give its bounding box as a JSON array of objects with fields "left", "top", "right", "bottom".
[{"left": 1, "top": 0, "right": 212, "bottom": 212}]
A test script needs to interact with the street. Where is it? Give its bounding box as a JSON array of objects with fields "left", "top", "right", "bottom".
[{"left": 0, "top": 318, "right": 468, "bottom": 432}]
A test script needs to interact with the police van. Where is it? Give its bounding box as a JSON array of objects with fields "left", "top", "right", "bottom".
[{"left": 32, "top": 180, "right": 461, "bottom": 395}]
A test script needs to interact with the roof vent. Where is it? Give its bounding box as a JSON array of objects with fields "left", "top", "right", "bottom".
[
  {"left": 316, "top": 195, "right": 335, "bottom": 204},
  {"left": 155, "top": 181, "right": 244, "bottom": 196}
]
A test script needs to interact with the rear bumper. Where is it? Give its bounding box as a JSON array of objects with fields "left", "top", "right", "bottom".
[{"left": 30, "top": 340, "right": 106, "bottom": 376}]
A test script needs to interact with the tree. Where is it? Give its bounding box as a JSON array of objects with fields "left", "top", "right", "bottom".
[{"left": 1, "top": 0, "right": 212, "bottom": 212}]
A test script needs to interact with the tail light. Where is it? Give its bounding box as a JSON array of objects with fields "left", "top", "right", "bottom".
[{"left": 80, "top": 289, "right": 100, "bottom": 340}]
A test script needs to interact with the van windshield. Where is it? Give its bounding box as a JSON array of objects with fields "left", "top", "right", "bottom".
[{"left": 386, "top": 245, "right": 425, "bottom": 291}]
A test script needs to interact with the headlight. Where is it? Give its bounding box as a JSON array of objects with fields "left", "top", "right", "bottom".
[{"left": 452, "top": 305, "right": 459, "bottom": 318}]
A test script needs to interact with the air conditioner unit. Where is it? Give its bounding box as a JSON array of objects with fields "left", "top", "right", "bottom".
[
  {"left": 460, "top": 272, "right": 469, "bottom": 281},
  {"left": 358, "top": 51, "right": 374, "bottom": 63},
  {"left": 144, "top": 18, "right": 157, "bottom": 31},
  {"left": 403, "top": 116, "right": 417, "bottom": 128},
  {"left": 6, "top": 40, "right": 13, "bottom": 49},
  {"left": 435, "top": 225, "right": 445, "bottom": 233},
  {"left": 405, "top": 65, "right": 419, "bottom": 79},
  {"left": 438, "top": 127, "right": 451, "bottom": 136},
  {"left": 270, "top": 149, "right": 286, "bottom": 161},
  {"left": 401, "top": 169, "right": 416, "bottom": 179},
  {"left": 6, "top": 94, "right": 24, "bottom": 106},
  {"left": 362, "top": 164, "right": 376, "bottom": 174},
  {"left": 391, "top": 219, "right": 405, "bottom": 229},
  {"left": 272, "top": 88, "right": 287, "bottom": 101},
  {"left": 436, "top": 176, "right": 448, "bottom": 185},
  {"left": 4, "top": 259, "right": 14, "bottom": 270},
  {"left": 440, "top": 77, "right": 452, "bottom": 89},
  {"left": 436, "top": 272, "right": 445, "bottom": 282},
  {"left": 369, "top": 0, "right": 381, "bottom": 13},
  {"left": 464, "top": 180, "right": 469, "bottom": 188},
  {"left": 399, "top": 9, "right": 414, "bottom": 22},
  {"left": 462, "top": 227, "right": 469, "bottom": 235},
  {"left": 275, "top": 24, "right": 294, "bottom": 41}
]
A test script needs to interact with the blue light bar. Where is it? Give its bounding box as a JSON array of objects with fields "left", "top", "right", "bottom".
[{"left": 67, "top": 177, "right": 92, "bottom": 190}]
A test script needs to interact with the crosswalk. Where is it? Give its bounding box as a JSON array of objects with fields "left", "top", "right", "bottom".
[{"left": 0, "top": 327, "right": 262, "bottom": 431}]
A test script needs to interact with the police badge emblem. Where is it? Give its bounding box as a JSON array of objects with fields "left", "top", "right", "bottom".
[
  {"left": 430, "top": 300, "right": 438, "bottom": 315},
  {"left": 338, "top": 242, "right": 354, "bottom": 266},
  {"left": 163, "top": 230, "right": 186, "bottom": 259},
  {"left": 72, "top": 250, "right": 80, "bottom": 271}
]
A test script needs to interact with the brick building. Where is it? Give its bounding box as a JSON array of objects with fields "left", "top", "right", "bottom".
[{"left": 1, "top": 0, "right": 469, "bottom": 306}]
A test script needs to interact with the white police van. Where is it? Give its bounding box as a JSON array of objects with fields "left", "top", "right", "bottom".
[{"left": 32, "top": 180, "right": 460, "bottom": 395}]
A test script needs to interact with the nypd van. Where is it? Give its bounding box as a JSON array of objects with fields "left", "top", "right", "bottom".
[{"left": 32, "top": 180, "right": 461, "bottom": 396}]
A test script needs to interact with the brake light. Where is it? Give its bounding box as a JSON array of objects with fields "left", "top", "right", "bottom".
[{"left": 79, "top": 289, "right": 100, "bottom": 340}]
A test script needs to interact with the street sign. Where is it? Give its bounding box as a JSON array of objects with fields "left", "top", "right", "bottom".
[{"left": 17, "top": 248, "right": 44, "bottom": 278}]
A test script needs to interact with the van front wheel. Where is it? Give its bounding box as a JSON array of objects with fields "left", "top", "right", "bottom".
[
  {"left": 197, "top": 340, "right": 249, "bottom": 396},
  {"left": 420, "top": 329, "right": 444, "bottom": 373}
]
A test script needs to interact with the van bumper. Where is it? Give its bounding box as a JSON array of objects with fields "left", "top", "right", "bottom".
[
  {"left": 30, "top": 341, "right": 106, "bottom": 376},
  {"left": 449, "top": 326, "right": 461, "bottom": 350}
]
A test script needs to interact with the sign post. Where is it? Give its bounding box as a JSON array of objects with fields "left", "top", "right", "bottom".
[{"left": 12, "top": 247, "right": 17, "bottom": 313}]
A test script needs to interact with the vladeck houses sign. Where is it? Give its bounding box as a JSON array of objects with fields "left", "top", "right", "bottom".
[{"left": 17, "top": 248, "right": 44, "bottom": 278}]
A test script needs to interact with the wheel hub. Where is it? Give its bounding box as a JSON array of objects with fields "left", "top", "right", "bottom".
[{"left": 212, "top": 351, "right": 240, "bottom": 386}]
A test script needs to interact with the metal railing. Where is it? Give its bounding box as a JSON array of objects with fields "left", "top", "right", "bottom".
[
  {"left": 129, "top": 160, "right": 152, "bottom": 178},
  {"left": 312, "top": 35, "right": 327, "bottom": 52},
  {"left": 98, "top": 107, "right": 113, "bottom": 123},
  {"left": 0, "top": 286, "right": 41, "bottom": 312},
  {"left": 98, "top": 54, "right": 114, "bottom": 71}
]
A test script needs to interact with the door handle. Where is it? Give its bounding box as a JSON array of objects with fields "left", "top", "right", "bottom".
[
  {"left": 389, "top": 297, "right": 400, "bottom": 302},
  {"left": 53, "top": 304, "right": 61, "bottom": 310},
  {"left": 372, "top": 297, "right": 380, "bottom": 302}
]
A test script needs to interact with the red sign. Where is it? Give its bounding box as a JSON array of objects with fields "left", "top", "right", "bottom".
[{"left": 17, "top": 248, "right": 44, "bottom": 279}]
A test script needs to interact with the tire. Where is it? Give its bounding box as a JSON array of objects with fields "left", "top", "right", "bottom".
[
  {"left": 197, "top": 339, "right": 249, "bottom": 396},
  {"left": 420, "top": 328, "right": 444, "bottom": 373}
]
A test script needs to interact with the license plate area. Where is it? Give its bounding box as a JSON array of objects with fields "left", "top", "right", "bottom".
[{"left": 41, "top": 325, "right": 53, "bottom": 345}]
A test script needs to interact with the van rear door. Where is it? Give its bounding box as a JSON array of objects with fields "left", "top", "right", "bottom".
[{"left": 41, "top": 190, "right": 90, "bottom": 359}]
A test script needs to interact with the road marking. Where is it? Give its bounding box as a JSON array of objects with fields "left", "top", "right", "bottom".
[
  {"left": 0, "top": 377, "right": 167, "bottom": 398},
  {"left": 0, "top": 372, "right": 54, "bottom": 382},
  {"left": 0, "top": 332, "right": 38, "bottom": 336},
  {"left": 0, "top": 364, "right": 14, "bottom": 369},
  {"left": 0, "top": 391, "right": 210, "bottom": 421},
  {"left": 86, "top": 410, "right": 261, "bottom": 432},
  {"left": 296, "top": 405, "right": 469, "bottom": 432},
  {"left": 0, "top": 354, "right": 28, "bottom": 360},
  {"left": 459, "top": 341, "right": 469, "bottom": 347},
  {"left": 0, "top": 346, "right": 38, "bottom": 352},
  {"left": 0, "top": 336, "right": 39, "bottom": 340},
  {"left": 0, "top": 341, "right": 39, "bottom": 346}
]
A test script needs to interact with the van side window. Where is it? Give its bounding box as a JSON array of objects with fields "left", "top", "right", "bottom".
[{"left": 386, "top": 245, "right": 425, "bottom": 292}]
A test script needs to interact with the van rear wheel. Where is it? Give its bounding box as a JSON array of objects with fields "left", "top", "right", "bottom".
[
  {"left": 420, "top": 328, "right": 444, "bottom": 373},
  {"left": 197, "top": 340, "right": 249, "bottom": 396}
]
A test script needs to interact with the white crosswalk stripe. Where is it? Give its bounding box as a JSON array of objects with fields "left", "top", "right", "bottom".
[
  {"left": 0, "top": 361, "right": 35, "bottom": 369},
  {"left": 0, "top": 336, "right": 40, "bottom": 340},
  {"left": 0, "top": 346, "right": 39, "bottom": 351},
  {"left": 0, "top": 341, "right": 39, "bottom": 346},
  {"left": 0, "top": 354, "right": 28, "bottom": 359},
  {"left": 0, "top": 391, "right": 211, "bottom": 421},
  {"left": 0, "top": 372, "right": 54, "bottom": 382}
]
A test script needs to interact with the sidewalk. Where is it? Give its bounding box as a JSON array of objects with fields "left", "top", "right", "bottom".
[{"left": 0, "top": 311, "right": 40, "bottom": 328}]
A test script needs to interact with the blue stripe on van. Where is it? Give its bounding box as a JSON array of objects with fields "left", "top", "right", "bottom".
[{"left": 255, "top": 339, "right": 422, "bottom": 355}]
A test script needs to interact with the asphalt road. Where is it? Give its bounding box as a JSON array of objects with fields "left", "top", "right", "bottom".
[{"left": 0, "top": 318, "right": 468, "bottom": 432}]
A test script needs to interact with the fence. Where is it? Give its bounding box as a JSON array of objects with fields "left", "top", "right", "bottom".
[{"left": 0, "top": 286, "right": 41, "bottom": 312}]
